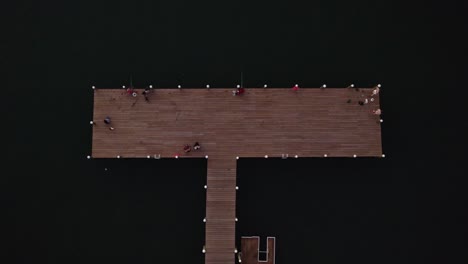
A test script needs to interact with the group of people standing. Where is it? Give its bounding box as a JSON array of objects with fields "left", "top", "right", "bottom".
[
  {"left": 369, "top": 86, "right": 382, "bottom": 116},
  {"left": 125, "top": 87, "right": 152, "bottom": 102},
  {"left": 348, "top": 85, "right": 382, "bottom": 116}
]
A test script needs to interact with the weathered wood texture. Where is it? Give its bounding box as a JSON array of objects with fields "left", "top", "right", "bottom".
[
  {"left": 205, "top": 158, "right": 237, "bottom": 264},
  {"left": 92, "top": 88, "right": 382, "bottom": 158}
]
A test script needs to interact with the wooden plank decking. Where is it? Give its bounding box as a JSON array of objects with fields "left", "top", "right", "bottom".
[
  {"left": 91, "top": 87, "right": 382, "bottom": 264},
  {"left": 92, "top": 88, "right": 382, "bottom": 158},
  {"left": 206, "top": 158, "right": 237, "bottom": 264}
]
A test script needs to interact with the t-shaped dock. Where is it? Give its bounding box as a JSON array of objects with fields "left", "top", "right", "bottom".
[{"left": 92, "top": 87, "right": 382, "bottom": 264}]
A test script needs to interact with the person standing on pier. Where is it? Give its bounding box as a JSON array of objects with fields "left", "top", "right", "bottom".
[
  {"left": 104, "top": 116, "right": 115, "bottom": 130},
  {"left": 193, "top": 142, "right": 201, "bottom": 150},
  {"left": 372, "top": 108, "right": 382, "bottom": 115},
  {"left": 371, "top": 87, "right": 380, "bottom": 97},
  {"left": 183, "top": 144, "right": 192, "bottom": 153},
  {"left": 126, "top": 87, "right": 138, "bottom": 97},
  {"left": 142, "top": 87, "right": 151, "bottom": 102},
  {"left": 292, "top": 84, "right": 299, "bottom": 91},
  {"left": 233, "top": 87, "right": 245, "bottom": 96}
]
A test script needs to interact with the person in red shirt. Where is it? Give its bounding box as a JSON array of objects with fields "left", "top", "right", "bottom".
[
  {"left": 183, "top": 144, "right": 192, "bottom": 153},
  {"left": 292, "top": 84, "right": 299, "bottom": 91},
  {"left": 233, "top": 87, "right": 245, "bottom": 96},
  {"left": 126, "top": 88, "right": 138, "bottom": 97}
]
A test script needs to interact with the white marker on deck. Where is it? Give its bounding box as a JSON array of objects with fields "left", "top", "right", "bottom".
[
  {"left": 178, "top": 85, "right": 181, "bottom": 89},
  {"left": 117, "top": 155, "right": 120, "bottom": 158},
  {"left": 92, "top": 86, "right": 95, "bottom": 89},
  {"left": 236, "top": 186, "right": 239, "bottom": 190},
  {"left": 204, "top": 185, "right": 207, "bottom": 189},
  {"left": 377, "top": 84, "right": 381, "bottom": 88},
  {"left": 264, "top": 155, "right": 268, "bottom": 158},
  {"left": 206, "top": 85, "right": 210, "bottom": 88},
  {"left": 234, "top": 248, "right": 238, "bottom": 253},
  {"left": 380, "top": 119, "right": 383, "bottom": 123},
  {"left": 382, "top": 154, "right": 386, "bottom": 158},
  {"left": 203, "top": 218, "right": 206, "bottom": 222},
  {"left": 236, "top": 156, "right": 239, "bottom": 160},
  {"left": 175, "top": 155, "right": 179, "bottom": 159},
  {"left": 149, "top": 85, "right": 153, "bottom": 88},
  {"left": 353, "top": 154, "right": 357, "bottom": 158},
  {"left": 322, "top": 84, "right": 327, "bottom": 88},
  {"left": 202, "top": 246, "right": 206, "bottom": 253},
  {"left": 205, "top": 155, "right": 208, "bottom": 159},
  {"left": 122, "top": 85, "right": 126, "bottom": 88},
  {"left": 295, "top": 155, "right": 298, "bottom": 158},
  {"left": 264, "top": 84, "right": 267, "bottom": 88},
  {"left": 350, "top": 84, "right": 354, "bottom": 88},
  {"left": 235, "top": 218, "right": 238, "bottom": 222},
  {"left": 87, "top": 155, "right": 91, "bottom": 159},
  {"left": 147, "top": 155, "right": 150, "bottom": 159},
  {"left": 90, "top": 121, "right": 94, "bottom": 125},
  {"left": 237, "top": 84, "right": 240, "bottom": 88},
  {"left": 324, "top": 154, "right": 327, "bottom": 157}
]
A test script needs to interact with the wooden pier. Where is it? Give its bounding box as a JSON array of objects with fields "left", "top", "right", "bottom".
[{"left": 92, "top": 87, "right": 382, "bottom": 264}]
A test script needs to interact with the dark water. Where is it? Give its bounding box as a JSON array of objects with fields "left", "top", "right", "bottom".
[{"left": 3, "top": 0, "right": 467, "bottom": 263}]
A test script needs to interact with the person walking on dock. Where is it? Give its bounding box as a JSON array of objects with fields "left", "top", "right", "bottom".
[
  {"left": 233, "top": 87, "right": 245, "bottom": 96},
  {"left": 104, "top": 116, "right": 115, "bottom": 130},
  {"left": 292, "top": 84, "right": 299, "bottom": 91},
  {"left": 183, "top": 144, "right": 192, "bottom": 153},
  {"left": 193, "top": 142, "right": 201, "bottom": 150},
  {"left": 142, "top": 87, "right": 151, "bottom": 102},
  {"left": 371, "top": 87, "right": 380, "bottom": 97},
  {"left": 126, "top": 88, "right": 138, "bottom": 97},
  {"left": 372, "top": 108, "right": 382, "bottom": 115}
]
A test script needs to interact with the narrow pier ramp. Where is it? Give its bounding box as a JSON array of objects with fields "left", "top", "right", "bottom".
[{"left": 205, "top": 158, "right": 237, "bottom": 264}]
